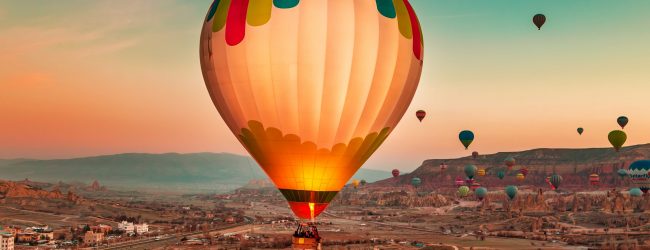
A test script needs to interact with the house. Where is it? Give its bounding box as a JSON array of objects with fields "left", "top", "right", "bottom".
[
  {"left": 134, "top": 224, "right": 148, "bottom": 234},
  {"left": 84, "top": 231, "right": 104, "bottom": 246},
  {"left": 117, "top": 221, "right": 148, "bottom": 234},
  {"left": 0, "top": 231, "right": 14, "bottom": 250},
  {"left": 90, "top": 224, "right": 112, "bottom": 234}
]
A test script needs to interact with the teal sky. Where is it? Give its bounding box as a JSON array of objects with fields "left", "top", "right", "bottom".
[{"left": 2, "top": 1, "right": 650, "bottom": 172}]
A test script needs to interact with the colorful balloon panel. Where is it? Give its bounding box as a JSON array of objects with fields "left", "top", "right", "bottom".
[
  {"left": 200, "top": 0, "right": 424, "bottom": 219},
  {"left": 628, "top": 160, "right": 650, "bottom": 193}
]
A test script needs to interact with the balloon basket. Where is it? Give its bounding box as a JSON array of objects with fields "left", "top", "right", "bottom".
[{"left": 292, "top": 223, "right": 321, "bottom": 250}]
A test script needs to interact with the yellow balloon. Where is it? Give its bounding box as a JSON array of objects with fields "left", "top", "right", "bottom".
[{"left": 200, "top": 0, "right": 424, "bottom": 219}]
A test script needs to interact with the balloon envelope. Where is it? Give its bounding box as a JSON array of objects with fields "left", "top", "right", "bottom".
[
  {"left": 504, "top": 156, "right": 516, "bottom": 169},
  {"left": 608, "top": 130, "right": 627, "bottom": 152},
  {"left": 458, "top": 186, "right": 470, "bottom": 197},
  {"left": 629, "top": 188, "right": 643, "bottom": 197},
  {"left": 200, "top": 0, "right": 424, "bottom": 220},
  {"left": 550, "top": 174, "right": 562, "bottom": 190},
  {"left": 392, "top": 169, "right": 400, "bottom": 178},
  {"left": 458, "top": 130, "right": 474, "bottom": 149},
  {"left": 464, "top": 165, "right": 477, "bottom": 179},
  {"left": 628, "top": 160, "right": 650, "bottom": 193},
  {"left": 477, "top": 168, "right": 486, "bottom": 176},
  {"left": 496, "top": 170, "right": 506, "bottom": 180},
  {"left": 505, "top": 186, "right": 518, "bottom": 200},
  {"left": 416, "top": 110, "right": 426, "bottom": 122},
  {"left": 352, "top": 179, "right": 360, "bottom": 189},
  {"left": 475, "top": 187, "right": 487, "bottom": 200},
  {"left": 617, "top": 116, "right": 629, "bottom": 129},
  {"left": 589, "top": 173, "right": 600, "bottom": 186},
  {"left": 472, "top": 151, "right": 479, "bottom": 159},
  {"left": 519, "top": 168, "right": 528, "bottom": 176},
  {"left": 617, "top": 168, "right": 628, "bottom": 178},
  {"left": 411, "top": 177, "right": 422, "bottom": 188},
  {"left": 516, "top": 173, "right": 525, "bottom": 181},
  {"left": 577, "top": 127, "right": 584, "bottom": 135},
  {"left": 533, "top": 14, "right": 546, "bottom": 30}
]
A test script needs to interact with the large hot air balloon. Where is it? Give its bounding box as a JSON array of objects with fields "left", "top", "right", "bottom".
[
  {"left": 475, "top": 187, "right": 487, "bottom": 201},
  {"left": 416, "top": 110, "right": 426, "bottom": 122},
  {"left": 472, "top": 151, "right": 479, "bottom": 159},
  {"left": 411, "top": 177, "right": 422, "bottom": 188},
  {"left": 533, "top": 14, "right": 546, "bottom": 30},
  {"left": 629, "top": 188, "right": 643, "bottom": 197},
  {"left": 459, "top": 130, "right": 474, "bottom": 149},
  {"left": 477, "top": 168, "right": 486, "bottom": 177},
  {"left": 458, "top": 186, "right": 470, "bottom": 197},
  {"left": 617, "top": 116, "right": 629, "bottom": 129},
  {"left": 516, "top": 173, "right": 525, "bottom": 182},
  {"left": 608, "top": 130, "right": 627, "bottom": 152},
  {"left": 589, "top": 173, "right": 600, "bottom": 186},
  {"left": 505, "top": 186, "right": 518, "bottom": 200},
  {"left": 617, "top": 169, "right": 628, "bottom": 178},
  {"left": 519, "top": 168, "right": 529, "bottom": 177},
  {"left": 504, "top": 156, "right": 516, "bottom": 170},
  {"left": 628, "top": 160, "right": 650, "bottom": 193},
  {"left": 496, "top": 170, "right": 506, "bottom": 180},
  {"left": 550, "top": 174, "right": 562, "bottom": 190},
  {"left": 440, "top": 162, "right": 448, "bottom": 171},
  {"left": 454, "top": 177, "right": 464, "bottom": 187},
  {"left": 352, "top": 179, "right": 360, "bottom": 189},
  {"left": 200, "top": 0, "right": 424, "bottom": 220},
  {"left": 577, "top": 127, "right": 584, "bottom": 135},
  {"left": 464, "top": 164, "right": 477, "bottom": 179},
  {"left": 392, "top": 169, "right": 400, "bottom": 178}
]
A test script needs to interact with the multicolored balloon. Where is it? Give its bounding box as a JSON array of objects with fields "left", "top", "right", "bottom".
[
  {"left": 455, "top": 176, "right": 464, "bottom": 187},
  {"left": 459, "top": 130, "right": 475, "bottom": 149},
  {"left": 628, "top": 160, "right": 650, "bottom": 193},
  {"left": 533, "top": 14, "right": 546, "bottom": 30},
  {"left": 477, "top": 168, "right": 486, "bottom": 177},
  {"left": 550, "top": 174, "right": 562, "bottom": 190},
  {"left": 411, "top": 177, "right": 422, "bottom": 188},
  {"left": 516, "top": 173, "right": 525, "bottom": 182},
  {"left": 519, "top": 168, "right": 529, "bottom": 177},
  {"left": 617, "top": 116, "right": 629, "bottom": 129},
  {"left": 200, "top": 0, "right": 424, "bottom": 220},
  {"left": 577, "top": 127, "right": 584, "bottom": 135},
  {"left": 589, "top": 173, "right": 600, "bottom": 186},
  {"left": 458, "top": 186, "right": 470, "bottom": 197},
  {"left": 475, "top": 187, "right": 487, "bottom": 201},
  {"left": 545, "top": 176, "right": 555, "bottom": 190},
  {"left": 464, "top": 164, "right": 477, "bottom": 179},
  {"left": 629, "top": 188, "right": 643, "bottom": 197},
  {"left": 504, "top": 156, "right": 516, "bottom": 170},
  {"left": 608, "top": 130, "right": 627, "bottom": 152},
  {"left": 416, "top": 110, "right": 426, "bottom": 122},
  {"left": 470, "top": 182, "right": 481, "bottom": 191},
  {"left": 352, "top": 179, "right": 360, "bottom": 189},
  {"left": 496, "top": 170, "right": 506, "bottom": 180},
  {"left": 392, "top": 169, "right": 400, "bottom": 178},
  {"left": 505, "top": 185, "right": 518, "bottom": 200}
]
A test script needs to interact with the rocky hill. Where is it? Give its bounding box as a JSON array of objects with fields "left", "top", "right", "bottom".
[
  {"left": 376, "top": 143, "right": 650, "bottom": 190},
  {"left": 0, "top": 180, "right": 82, "bottom": 203}
]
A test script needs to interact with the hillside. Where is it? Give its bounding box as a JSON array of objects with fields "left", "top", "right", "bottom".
[
  {"left": 0, "top": 153, "right": 389, "bottom": 193},
  {"left": 376, "top": 143, "right": 650, "bottom": 190}
]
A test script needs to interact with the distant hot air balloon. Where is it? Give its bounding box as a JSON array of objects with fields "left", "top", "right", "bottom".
[
  {"left": 360, "top": 179, "right": 367, "bottom": 186},
  {"left": 628, "top": 160, "right": 650, "bottom": 193},
  {"left": 470, "top": 182, "right": 481, "bottom": 191},
  {"left": 550, "top": 174, "right": 562, "bottom": 190},
  {"left": 617, "top": 169, "right": 628, "bottom": 178},
  {"left": 629, "top": 188, "right": 643, "bottom": 197},
  {"left": 477, "top": 168, "right": 486, "bottom": 177},
  {"left": 545, "top": 176, "right": 555, "bottom": 190},
  {"left": 589, "top": 174, "right": 600, "bottom": 186},
  {"left": 497, "top": 170, "right": 506, "bottom": 180},
  {"left": 392, "top": 169, "right": 400, "bottom": 178},
  {"left": 504, "top": 156, "right": 516, "bottom": 170},
  {"left": 475, "top": 187, "right": 487, "bottom": 201},
  {"left": 516, "top": 173, "right": 525, "bottom": 182},
  {"left": 617, "top": 116, "right": 629, "bottom": 129},
  {"left": 352, "top": 179, "right": 360, "bottom": 189},
  {"left": 411, "top": 177, "right": 422, "bottom": 188},
  {"left": 440, "top": 162, "right": 448, "bottom": 171},
  {"left": 458, "top": 186, "right": 470, "bottom": 197},
  {"left": 455, "top": 177, "right": 464, "bottom": 187},
  {"left": 416, "top": 110, "right": 426, "bottom": 122},
  {"left": 577, "top": 127, "right": 584, "bottom": 135},
  {"left": 459, "top": 130, "right": 475, "bottom": 149},
  {"left": 472, "top": 151, "right": 479, "bottom": 159},
  {"left": 533, "top": 14, "right": 546, "bottom": 30},
  {"left": 505, "top": 186, "right": 518, "bottom": 200},
  {"left": 519, "top": 168, "right": 529, "bottom": 177},
  {"left": 464, "top": 164, "right": 477, "bottom": 179},
  {"left": 608, "top": 130, "right": 627, "bottom": 152},
  {"left": 200, "top": 0, "right": 424, "bottom": 220}
]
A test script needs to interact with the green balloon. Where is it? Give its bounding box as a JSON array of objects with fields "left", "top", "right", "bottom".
[
  {"left": 617, "top": 169, "right": 628, "bottom": 178},
  {"left": 505, "top": 185, "right": 518, "bottom": 200},
  {"left": 497, "top": 170, "right": 506, "bottom": 180},
  {"left": 475, "top": 187, "right": 487, "bottom": 200},
  {"left": 464, "top": 164, "right": 477, "bottom": 179},
  {"left": 411, "top": 177, "right": 422, "bottom": 188},
  {"left": 629, "top": 188, "right": 643, "bottom": 197},
  {"left": 608, "top": 130, "right": 627, "bottom": 152},
  {"left": 458, "top": 186, "right": 470, "bottom": 197}
]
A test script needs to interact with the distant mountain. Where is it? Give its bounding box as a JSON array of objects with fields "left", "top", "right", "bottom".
[
  {"left": 0, "top": 153, "right": 389, "bottom": 193},
  {"left": 374, "top": 143, "right": 650, "bottom": 190}
]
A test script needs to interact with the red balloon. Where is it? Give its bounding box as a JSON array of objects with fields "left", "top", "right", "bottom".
[{"left": 416, "top": 110, "right": 426, "bottom": 122}]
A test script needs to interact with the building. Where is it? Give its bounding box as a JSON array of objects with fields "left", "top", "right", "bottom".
[
  {"left": 118, "top": 221, "right": 148, "bottom": 234},
  {"left": 134, "top": 223, "right": 148, "bottom": 234},
  {"left": 0, "top": 231, "right": 14, "bottom": 250},
  {"left": 83, "top": 231, "right": 104, "bottom": 246},
  {"left": 90, "top": 224, "right": 112, "bottom": 234}
]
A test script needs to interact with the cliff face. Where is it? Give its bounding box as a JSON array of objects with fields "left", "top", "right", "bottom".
[
  {"left": 378, "top": 144, "right": 650, "bottom": 190},
  {"left": 0, "top": 180, "right": 81, "bottom": 202}
]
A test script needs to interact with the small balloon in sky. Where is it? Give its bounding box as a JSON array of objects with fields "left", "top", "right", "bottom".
[
  {"left": 533, "top": 14, "right": 546, "bottom": 30},
  {"left": 617, "top": 116, "right": 629, "bottom": 129},
  {"left": 416, "top": 110, "right": 426, "bottom": 122},
  {"left": 577, "top": 127, "right": 584, "bottom": 135}
]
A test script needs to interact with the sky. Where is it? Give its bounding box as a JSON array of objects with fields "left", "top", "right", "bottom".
[{"left": 1, "top": 0, "right": 650, "bottom": 171}]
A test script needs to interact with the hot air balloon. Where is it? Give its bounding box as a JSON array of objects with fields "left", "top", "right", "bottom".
[
  {"left": 360, "top": 179, "right": 367, "bottom": 186},
  {"left": 545, "top": 176, "right": 555, "bottom": 190},
  {"left": 455, "top": 177, "right": 464, "bottom": 187},
  {"left": 629, "top": 188, "right": 643, "bottom": 197},
  {"left": 496, "top": 170, "right": 506, "bottom": 180},
  {"left": 608, "top": 130, "right": 627, "bottom": 152},
  {"left": 472, "top": 151, "right": 479, "bottom": 159},
  {"left": 617, "top": 116, "right": 629, "bottom": 129},
  {"left": 477, "top": 168, "right": 486, "bottom": 177},
  {"left": 505, "top": 186, "right": 518, "bottom": 200},
  {"left": 533, "top": 14, "right": 546, "bottom": 30},
  {"left": 458, "top": 186, "right": 470, "bottom": 197},
  {"left": 628, "top": 160, "right": 650, "bottom": 193},
  {"left": 440, "top": 162, "right": 448, "bottom": 171},
  {"left": 550, "top": 174, "right": 562, "bottom": 190},
  {"left": 200, "top": 0, "right": 424, "bottom": 220},
  {"left": 459, "top": 130, "right": 474, "bottom": 149},
  {"left": 465, "top": 178, "right": 475, "bottom": 186},
  {"left": 416, "top": 110, "right": 426, "bottom": 122},
  {"left": 352, "top": 179, "right": 360, "bottom": 189},
  {"left": 589, "top": 173, "right": 600, "bottom": 186},
  {"left": 475, "top": 187, "right": 487, "bottom": 201},
  {"left": 392, "top": 169, "right": 400, "bottom": 178},
  {"left": 464, "top": 165, "right": 477, "bottom": 179},
  {"left": 516, "top": 173, "right": 525, "bottom": 182},
  {"left": 470, "top": 182, "right": 481, "bottom": 191},
  {"left": 519, "top": 168, "right": 529, "bottom": 177},
  {"left": 617, "top": 169, "right": 628, "bottom": 178},
  {"left": 411, "top": 177, "right": 422, "bottom": 188},
  {"left": 577, "top": 127, "right": 584, "bottom": 135},
  {"left": 504, "top": 156, "right": 516, "bottom": 170}
]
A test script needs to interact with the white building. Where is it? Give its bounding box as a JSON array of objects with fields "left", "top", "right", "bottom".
[
  {"left": 0, "top": 231, "right": 14, "bottom": 250},
  {"left": 117, "top": 221, "right": 148, "bottom": 234},
  {"left": 134, "top": 223, "right": 148, "bottom": 234}
]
